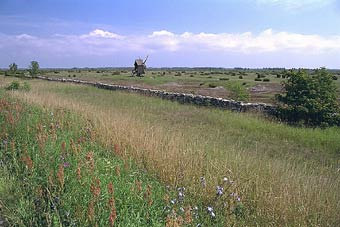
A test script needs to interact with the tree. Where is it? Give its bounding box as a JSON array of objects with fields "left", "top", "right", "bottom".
[
  {"left": 8, "top": 62, "right": 18, "bottom": 75},
  {"left": 276, "top": 68, "right": 340, "bottom": 127},
  {"left": 29, "top": 61, "right": 39, "bottom": 77}
]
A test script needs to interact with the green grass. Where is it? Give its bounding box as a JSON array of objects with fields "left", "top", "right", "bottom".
[
  {"left": 0, "top": 93, "right": 166, "bottom": 226},
  {"left": 1, "top": 77, "right": 340, "bottom": 226}
]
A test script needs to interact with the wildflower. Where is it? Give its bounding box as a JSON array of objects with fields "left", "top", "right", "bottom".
[
  {"left": 223, "top": 177, "right": 228, "bottom": 183},
  {"left": 21, "top": 155, "right": 33, "bottom": 169},
  {"left": 107, "top": 193, "right": 114, "bottom": 206},
  {"left": 200, "top": 177, "right": 206, "bottom": 187},
  {"left": 236, "top": 197, "right": 241, "bottom": 202},
  {"left": 164, "top": 194, "right": 170, "bottom": 204},
  {"left": 76, "top": 166, "right": 81, "bottom": 180},
  {"left": 108, "top": 182, "right": 114, "bottom": 195},
  {"left": 90, "top": 178, "right": 101, "bottom": 198},
  {"left": 57, "top": 164, "right": 64, "bottom": 189},
  {"left": 144, "top": 184, "right": 153, "bottom": 206},
  {"left": 115, "top": 166, "right": 121, "bottom": 176},
  {"left": 216, "top": 186, "right": 224, "bottom": 196},
  {"left": 135, "top": 180, "right": 142, "bottom": 192},
  {"left": 108, "top": 207, "right": 117, "bottom": 227},
  {"left": 207, "top": 206, "right": 216, "bottom": 218},
  {"left": 184, "top": 206, "right": 192, "bottom": 224},
  {"left": 87, "top": 200, "right": 95, "bottom": 222},
  {"left": 63, "top": 162, "right": 70, "bottom": 168},
  {"left": 178, "top": 191, "right": 185, "bottom": 202},
  {"left": 61, "top": 141, "right": 66, "bottom": 153},
  {"left": 114, "top": 143, "right": 120, "bottom": 156}
]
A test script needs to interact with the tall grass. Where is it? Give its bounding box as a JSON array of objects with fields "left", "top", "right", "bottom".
[
  {"left": 3, "top": 78, "right": 340, "bottom": 226},
  {"left": 0, "top": 94, "right": 171, "bottom": 226}
]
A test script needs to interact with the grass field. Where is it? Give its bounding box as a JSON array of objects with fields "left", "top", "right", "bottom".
[
  {"left": 24, "top": 68, "right": 340, "bottom": 104},
  {"left": 1, "top": 77, "right": 340, "bottom": 226}
]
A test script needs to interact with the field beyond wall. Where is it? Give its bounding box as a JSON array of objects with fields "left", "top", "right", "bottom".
[{"left": 1, "top": 77, "right": 340, "bottom": 226}]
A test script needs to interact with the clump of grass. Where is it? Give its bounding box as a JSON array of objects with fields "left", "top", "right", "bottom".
[
  {"left": 5, "top": 81, "right": 30, "bottom": 91},
  {"left": 225, "top": 81, "right": 250, "bottom": 101}
]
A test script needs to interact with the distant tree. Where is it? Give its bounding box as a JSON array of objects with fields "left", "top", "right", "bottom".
[
  {"left": 29, "top": 61, "right": 39, "bottom": 77},
  {"left": 9, "top": 62, "right": 18, "bottom": 74},
  {"left": 276, "top": 68, "right": 340, "bottom": 127}
]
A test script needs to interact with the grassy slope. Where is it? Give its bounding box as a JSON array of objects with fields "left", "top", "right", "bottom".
[
  {"left": 1, "top": 77, "right": 340, "bottom": 226},
  {"left": 0, "top": 90, "right": 196, "bottom": 226}
]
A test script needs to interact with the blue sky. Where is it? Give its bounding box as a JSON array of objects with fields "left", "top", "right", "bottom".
[{"left": 1, "top": 0, "right": 340, "bottom": 68}]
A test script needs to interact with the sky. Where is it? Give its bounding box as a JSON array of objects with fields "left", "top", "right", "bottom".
[{"left": 0, "top": 0, "right": 340, "bottom": 68}]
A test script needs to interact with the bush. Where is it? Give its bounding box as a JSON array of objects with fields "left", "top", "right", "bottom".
[
  {"left": 226, "top": 82, "right": 250, "bottom": 101},
  {"left": 112, "top": 71, "right": 121, "bottom": 75},
  {"left": 276, "top": 69, "right": 340, "bottom": 126},
  {"left": 254, "top": 78, "right": 262, "bottom": 82},
  {"left": 239, "top": 76, "right": 243, "bottom": 79},
  {"left": 332, "top": 75, "right": 338, "bottom": 80},
  {"left": 263, "top": 78, "right": 270, "bottom": 82},
  {"left": 6, "top": 81, "right": 20, "bottom": 90},
  {"left": 5, "top": 81, "right": 31, "bottom": 91},
  {"left": 219, "top": 78, "right": 229, "bottom": 81}
]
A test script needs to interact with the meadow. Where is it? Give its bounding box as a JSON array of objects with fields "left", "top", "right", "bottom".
[
  {"left": 36, "top": 68, "right": 340, "bottom": 104},
  {"left": 0, "top": 76, "right": 340, "bottom": 226}
]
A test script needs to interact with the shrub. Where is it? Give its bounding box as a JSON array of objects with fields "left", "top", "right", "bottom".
[
  {"left": 239, "top": 76, "right": 243, "bottom": 79},
  {"left": 226, "top": 82, "right": 250, "bottom": 101},
  {"left": 332, "top": 75, "right": 338, "bottom": 80},
  {"left": 219, "top": 78, "right": 229, "bottom": 81},
  {"left": 276, "top": 68, "right": 340, "bottom": 126},
  {"left": 254, "top": 78, "right": 262, "bottom": 82},
  {"left": 112, "top": 71, "right": 121, "bottom": 75},
  {"left": 5, "top": 81, "right": 31, "bottom": 91},
  {"left": 6, "top": 81, "right": 20, "bottom": 90},
  {"left": 263, "top": 78, "right": 270, "bottom": 82},
  {"left": 208, "top": 83, "right": 217, "bottom": 88}
]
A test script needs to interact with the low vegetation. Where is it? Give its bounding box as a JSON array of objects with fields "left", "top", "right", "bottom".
[
  {"left": 0, "top": 77, "right": 339, "bottom": 226},
  {"left": 276, "top": 68, "right": 340, "bottom": 126}
]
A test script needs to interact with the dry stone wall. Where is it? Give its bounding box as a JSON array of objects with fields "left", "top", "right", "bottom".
[{"left": 37, "top": 76, "right": 277, "bottom": 115}]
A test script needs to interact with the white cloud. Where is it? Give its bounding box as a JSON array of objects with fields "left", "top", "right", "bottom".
[
  {"left": 81, "top": 29, "right": 124, "bottom": 39},
  {"left": 1, "top": 28, "right": 340, "bottom": 59},
  {"left": 255, "top": 0, "right": 335, "bottom": 9}
]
